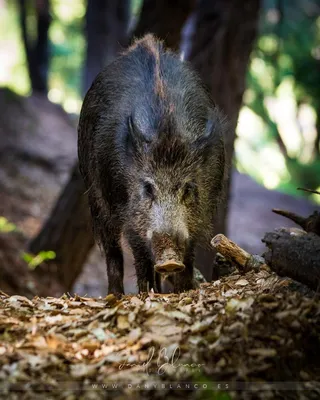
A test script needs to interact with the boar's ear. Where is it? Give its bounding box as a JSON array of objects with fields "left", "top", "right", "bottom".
[
  {"left": 193, "top": 116, "right": 225, "bottom": 161},
  {"left": 126, "top": 114, "right": 150, "bottom": 154}
]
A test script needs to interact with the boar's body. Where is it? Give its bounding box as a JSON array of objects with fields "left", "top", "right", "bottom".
[{"left": 78, "top": 35, "right": 227, "bottom": 295}]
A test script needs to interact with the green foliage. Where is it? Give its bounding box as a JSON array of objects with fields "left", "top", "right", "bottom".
[
  {"left": 48, "top": 0, "right": 86, "bottom": 112},
  {"left": 0, "top": 216, "right": 55, "bottom": 269},
  {"left": 0, "top": 217, "right": 17, "bottom": 233},
  {"left": 239, "top": 0, "right": 320, "bottom": 201},
  {"left": 0, "top": 1, "right": 30, "bottom": 94},
  {"left": 22, "top": 250, "right": 56, "bottom": 270},
  {"left": 132, "top": 0, "right": 143, "bottom": 15}
]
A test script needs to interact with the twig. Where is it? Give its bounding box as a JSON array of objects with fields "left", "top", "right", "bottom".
[
  {"left": 297, "top": 188, "right": 320, "bottom": 196},
  {"left": 272, "top": 209, "right": 306, "bottom": 227},
  {"left": 272, "top": 209, "right": 320, "bottom": 236}
]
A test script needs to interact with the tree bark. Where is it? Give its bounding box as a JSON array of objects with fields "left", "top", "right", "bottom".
[
  {"left": 18, "top": 0, "right": 50, "bottom": 94},
  {"left": 187, "top": 0, "right": 261, "bottom": 276},
  {"left": 83, "top": 0, "right": 130, "bottom": 94}
]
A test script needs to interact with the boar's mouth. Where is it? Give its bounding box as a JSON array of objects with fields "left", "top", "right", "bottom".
[
  {"left": 154, "top": 248, "right": 185, "bottom": 274},
  {"left": 154, "top": 260, "right": 185, "bottom": 274}
]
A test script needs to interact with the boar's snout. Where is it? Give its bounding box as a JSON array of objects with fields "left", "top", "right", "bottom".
[
  {"left": 154, "top": 247, "right": 185, "bottom": 273},
  {"left": 150, "top": 231, "right": 187, "bottom": 274}
]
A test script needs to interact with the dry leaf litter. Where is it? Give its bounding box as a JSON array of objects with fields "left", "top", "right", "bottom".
[{"left": 0, "top": 269, "right": 319, "bottom": 400}]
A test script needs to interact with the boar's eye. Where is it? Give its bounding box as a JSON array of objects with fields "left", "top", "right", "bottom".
[
  {"left": 143, "top": 181, "right": 155, "bottom": 201},
  {"left": 183, "top": 182, "right": 198, "bottom": 202}
]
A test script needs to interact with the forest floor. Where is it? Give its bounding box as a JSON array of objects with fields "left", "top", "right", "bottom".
[{"left": 1, "top": 270, "right": 319, "bottom": 400}]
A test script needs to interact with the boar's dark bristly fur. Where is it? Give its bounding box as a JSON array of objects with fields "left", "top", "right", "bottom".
[{"left": 78, "top": 34, "right": 228, "bottom": 295}]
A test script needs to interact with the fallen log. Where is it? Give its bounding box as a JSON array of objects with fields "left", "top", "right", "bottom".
[
  {"left": 211, "top": 231, "right": 320, "bottom": 292},
  {"left": 262, "top": 228, "right": 320, "bottom": 292}
]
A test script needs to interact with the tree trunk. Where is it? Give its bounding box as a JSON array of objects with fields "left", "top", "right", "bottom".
[
  {"left": 187, "top": 0, "right": 261, "bottom": 276},
  {"left": 83, "top": 0, "right": 130, "bottom": 94},
  {"left": 30, "top": 0, "right": 195, "bottom": 291},
  {"left": 189, "top": 0, "right": 260, "bottom": 232},
  {"left": 18, "top": 0, "right": 50, "bottom": 94},
  {"left": 29, "top": 165, "right": 95, "bottom": 290},
  {"left": 133, "top": 0, "right": 196, "bottom": 50}
]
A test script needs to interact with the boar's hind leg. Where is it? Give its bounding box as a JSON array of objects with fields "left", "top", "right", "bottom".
[
  {"left": 173, "top": 249, "right": 195, "bottom": 293},
  {"left": 128, "top": 234, "right": 157, "bottom": 293}
]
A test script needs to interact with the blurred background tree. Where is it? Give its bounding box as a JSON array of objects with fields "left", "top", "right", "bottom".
[
  {"left": 17, "top": 0, "right": 50, "bottom": 93},
  {"left": 236, "top": 0, "right": 320, "bottom": 198}
]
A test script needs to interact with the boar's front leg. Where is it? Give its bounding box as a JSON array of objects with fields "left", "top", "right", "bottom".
[
  {"left": 87, "top": 195, "right": 124, "bottom": 295},
  {"left": 101, "top": 230, "right": 124, "bottom": 295},
  {"left": 128, "top": 232, "right": 157, "bottom": 293},
  {"left": 173, "top": 247, "right": 195, "bottom": 293}
]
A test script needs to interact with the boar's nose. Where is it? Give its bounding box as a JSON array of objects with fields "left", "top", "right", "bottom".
[
  {"left": 155, "top": 260, "right": 185, "bottom": 273},
  {"left": 154, "top": 248, "right": 185, "bottom": 274}
]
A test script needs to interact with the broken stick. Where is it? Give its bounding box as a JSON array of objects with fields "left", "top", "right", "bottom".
[{"left": 211, "top": 234, "right": 267, "bottom": 273}]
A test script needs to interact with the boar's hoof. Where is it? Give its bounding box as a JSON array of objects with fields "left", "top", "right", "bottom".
[{"left": 154, "top": 260, "right": 185, "bottom": 274}]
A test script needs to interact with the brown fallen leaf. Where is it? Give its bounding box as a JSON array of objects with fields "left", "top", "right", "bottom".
[
  {"left": 130, "top": 296, "right": 144, "bottom": 306},
  {"left": 235, "top": 279, "right": 249, "bottom": 286},
  {"left": 70, "top": 363, "right": 98, "bottom": 378},
  {"left": 117, "top": 315, "right": 130, "bottom": 330},
  {"left": 145, "top": 314, "right": 182, "bottom": 342},
  {"left": 8, "top": 295, "right": 34, "bottom": 307},
  {"left": 226, "top": 297, "right": 254, "bottom": 313},
  {"left": 83, "top": 300, "right": 105, "bottom": 309},
  {"left": 247, "top": 348, "right": 277, "bottom": 358}
]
